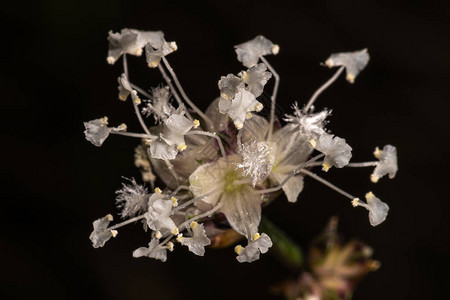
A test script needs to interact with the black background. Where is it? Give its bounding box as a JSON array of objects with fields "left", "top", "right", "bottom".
[{"left": 2, "top": 0, "right": 449, "bottom": 299}]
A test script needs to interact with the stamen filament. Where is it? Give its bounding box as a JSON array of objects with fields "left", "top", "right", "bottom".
[
  {"left": 303, "top": 66, "right": 345, "bottom": 113},
  {"left": 309, "top": 161, "right": 378, "bottom": 168},
  {"left": 161, "top": 57, "right": 214, "bottom": 130},
  {"left": 108, "top": 214, "right": 146, "bottom": 231},
  {"left": 185, "top": 131, "right": 227, "bottom": 158},
  {"left": 170, "top": 188, "right": 220, "bottom": 214},
  {"left": 110, "top": 131, "right": 156, "bottom": 139},
  {"left": 130, "top": 83, "right": 152, "bottom": 99},
  {"left": 299, "top": 169, "right": 355, "bottom": 200},
  {"left": 255, "top": 154, "right": 324, "bottom": 195},
  {"left": 260, "top": 56, "right": 279, "bottom": 141}
]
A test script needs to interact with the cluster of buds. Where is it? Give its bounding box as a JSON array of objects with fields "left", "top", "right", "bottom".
[{"left": 85, "top": 29, "right": 398, "bottom": 263}]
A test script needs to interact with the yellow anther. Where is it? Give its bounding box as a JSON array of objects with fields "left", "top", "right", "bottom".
[
  {"left": 176, "top": 234, "right": 183, "bottom": 242},
  {"left": 101, "top": 116, "right": 109, "bottom": 125},
  {"left": 193, "top": 119, "right": 200, "bottom": 128},
  {"left": 106, "top": 214, "right": 113, "bottom": 221},
  {"left": 154, "top": 231, "right": 162, "bottom": 239},
  {"left": 167, "top": 241, "right": 174, "bottom": 252},
  {"left": 324, "top": 58, "right": 333, "bottom": 68},
  {"left": 134, "top": 97, "right": 142, "bottom": 105},
  {"left": 369, "top": 260, "right": 381, "bottom": 271},
  {"left": 322, "top": 163, "right": 330, "bottom": 172},
  {"left": 134, "top": 48, "right": 143, "bottom": 56},
  {"left": 171, "top": 197, "right": 178, "bottom": 207},
  {"left": 309, "top": 139, "right": 317, "bottom": 148},
  {"left": 220, "top": 93, "right": 230, "bottom": 100},
  {"left": 241, "top": 71, "right": 248, "bottom": 81},
  {"left": 246, "top": 112, "right": 253, "bottom": 120},
  {"left": 154, "top": 187, "right": 162, "bottom": 194},
  {"left": 190, "top": 221, "right": 198, "bottom": 229},
  {"left": 117, "top": 123, "right": 127, "bottom": 131},
  {"left": 110, "top": 230, "right": 118, "bottom": 237},
  {"left": 148, "top": 61, "right": 159, "bottom": 68},
  {"left": 255, "top": 103, "right": 263, "bottom": 112},
  {"left": 253, "top": 233, "right": 261, "bottom": 241},
  {"left": 373, "top": 147, "right": 382, "bottom": 159},
  {"left": 272, "top": 44, "right": 280, "bottom": 55},
  {"left": 365, "top": 191, "right": 374, "bottom": 199},
  {"left": 352, "top": 198, "right": 360, "bottom": 207},
  {"left": 169, "top": 41, "right": 178, "bottom": 51},
  {"left": 234, "top": 245, "right": 244, "bottom": 255},
  {"left": 145, "top": 139, "right": 153, "bottom": 145},
  {"left": 106, "top": 56, "right": 115, "bottom": 65},
  {"left": 234, "top": 122, "right": 243, "bottom": 130},
  {"left": 177, "top": 144, "right": 187, "bottom": 152},
  {"left": 346, "top": 74, "right": 355, "bottom": 84},
  {"left": 173, "top": 227, "right": 179, "bottom": 235},
  {"left": 370, "top": 174, "right": 379, "bottom": 183},
  {"left": 118, "top": 94, "right": 128, "bottom": 101}
]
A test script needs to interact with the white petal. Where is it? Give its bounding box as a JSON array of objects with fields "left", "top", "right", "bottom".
[
  {"left": 84, "top": 118, "right": 111, "bottom": 147},
  {"left": 236, "top": 233, "right": 272, "bottom": 263},
  {"left": 365, "top": 192, "right": 389, "bottom": 226},
  {"left": 325, "top": 49, "right": 370, "bottom": 83},
  {"left": 148, "top": 138, "right": 178, "bottom": 160},
  {"left": 218, "top": 74, "right": 245, "bottom": 100},
  {"left": 133, "top": 238, "right": 167, "bottom": 262},
  {"left": 235, "top": 35, "right": 277, "bottom": 68},
  {"left": 220, "top": 185, "right": 263, "bottom": 239},
  {"left": 240, "top": 63, "right": 272, "bottom": 97},
  {"left": 372, "top": 145, "right": 398, "bottom": 182},
  {"left": 179, "top": 223, "right": 211, "bottom": 256},
  {"left": 315, "top": 133, "right": 352, "bottom": 170},
  {"left": 271, "top": 124, "right": 313, "bottom": 167},
  {"left": 271, "top": 173, "right": 304, "bottom": 203}
]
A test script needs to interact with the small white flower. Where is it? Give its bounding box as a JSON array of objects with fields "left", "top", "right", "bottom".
[
  {"left": 235, "top": 35, "right": 279, "bottom": 68},
  {"left": 371, "top": 145, "right": 398, "bottom": 183},
  {"left": 354, "top": 192, "right": 390, "bottom": 226},
  {"left": 145, "top": 41, "right": 178, "bottom": 68},
  {"left": 224, "top": 88, "right": 263, "bottom": 129},
  {"left": 237, "top": 140, "right": 275, "bottom": 187},
  {"left": 145, "top": 198, "right": 177, "bottom": 236},
  {"left": 115, "top": 178, "right": 150, "bottom": 218},
  {"left": 238, "top": 63, "right": 272, "bottom": 97},
  {"left": 133, "top": 238, "right": 168, "bottom": 262},
  {"left": 83, "top": 117, "right": 126, "bottom": 147},
  {"left": 148, "top": 109, "right": 194, "bottom": 159},
  {"left": 89, "top": 214, "right": 117, "bottom": 248},
  {"left": 324, "top": 49, "right": 370, "bottom": 83},
  {"left": 235, "top": 233, "right": 273, "bottom": 263},
  {"left": 107, "top": 29, "right": 165, "bottom": 64},
  {"left": 218, "top": 74, "right": 245, "bottom": 101},
  {"left": 312, "top": 133, "right": 352, "bottom": 171},
  {"left": 178, "top": 221, "right": 211, "bottom": 256}
]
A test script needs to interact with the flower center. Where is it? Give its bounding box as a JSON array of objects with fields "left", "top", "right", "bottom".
[{"left": 224, "top": 169, "right": 245, "bottom": 193}]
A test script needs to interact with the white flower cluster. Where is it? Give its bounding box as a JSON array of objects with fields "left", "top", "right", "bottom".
[{"left": 85, "top": 29, "right": 398, "bottom": 264}]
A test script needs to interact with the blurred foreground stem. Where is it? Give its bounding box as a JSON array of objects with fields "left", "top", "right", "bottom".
[{"left": 260, "top": 216, "right": 304, "bottom": 271}]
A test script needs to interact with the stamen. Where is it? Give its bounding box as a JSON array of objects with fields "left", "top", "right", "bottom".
[
  {"left": 110, "top": 230, "right": 118, "bottom": 237},
  {"left": 162, "top": 57, "right": 213, "bottom": 129},
  {"left": 234, "top": 245, "right": 244, "bottom": 255},
  {"left": 260, "top": 56, "right": 279, "bottom": 141},
  {"left": 303, "top": 66, "right": 345, "bottom": 113},
  {"left": 171, "top": 197, "right": 178, "bottom": 207},
  {"left": 185, "top": 131, "right": 227, "bottom": 158},
  {"left": 299, "top": 169, "right": 356, "bottom": 201},
  {"left": 154, "top": 231, "right": 163, "bottom": 239}
]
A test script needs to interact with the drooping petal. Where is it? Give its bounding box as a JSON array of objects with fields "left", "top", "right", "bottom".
[
  {"left": 271, "top": 172, "right": 304, "bottom": 203},
  {"left": 235, "top": 35, "right": 279, "bottom": 68},
  {"left": 220, "top": 185, "right": 263, "bottom": 239},
  {"left": 371, "top": 145, "right": 398, "bottom": 183},
  {"left": 161, "top": 113, "right": 194, "bottom": 150},
  {"left": 271, "top": 124, "right": 313, "bottom": 167},
  {"left": 325, "top": 49, "right": 370, "bottom": 83}
]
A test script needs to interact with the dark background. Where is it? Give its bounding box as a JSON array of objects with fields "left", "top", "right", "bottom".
[{"left": 2, "top": 0, "right": 449, "bottom": 299}]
